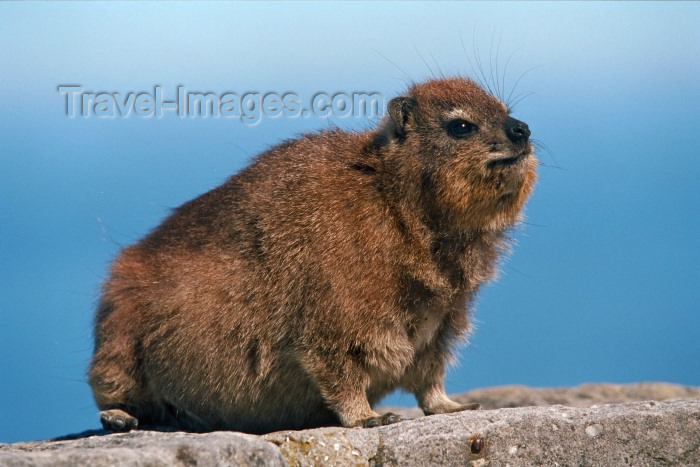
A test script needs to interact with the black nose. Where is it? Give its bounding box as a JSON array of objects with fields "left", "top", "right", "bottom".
[{"left": 504, "top": 117, "right": 531, "bottom": 144}]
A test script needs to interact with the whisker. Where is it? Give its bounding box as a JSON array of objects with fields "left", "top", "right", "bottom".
[
  {"left": 507, "top": 91, "right": 536, "bottom": 111},
  {"left": 506, "top": 65, "right": 542, "bottom": 108},
  {"left": 372, "top": 48, "right": 414, "bottom": 83},
  {"left": 532, "top": 139, "right": 562, "bottom": 169},
  {"left": 412, "top": 42, "right": 437, "bottom": 79}
]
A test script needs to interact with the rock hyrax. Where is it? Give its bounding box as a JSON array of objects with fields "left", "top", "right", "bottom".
[{"left": 89, "top": 77, "right": 537, "bottom": 432}]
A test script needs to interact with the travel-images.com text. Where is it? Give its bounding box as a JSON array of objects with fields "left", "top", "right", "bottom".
[{"left": 58, "top": 86, "right": 385, "bottom": 125}]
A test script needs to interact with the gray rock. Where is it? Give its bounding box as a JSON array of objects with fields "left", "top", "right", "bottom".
[
  {"left": 379, "top": 382, "right": 700, "bottom": 420},
  {"left": 265, "top": 399, "right": 700, "bottom": 466},
  {"left": 0, "top": 431, "right": 286, "bottom": 467},
  {"left": 2, "top": 384, "right": 699, "bottom": 466},
  {"left": 452, "top": 381, "right": 700, "bottom": 409}
]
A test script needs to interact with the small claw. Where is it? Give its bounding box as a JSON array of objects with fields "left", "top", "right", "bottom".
[
  {"left": 102, "top": 414, "right": 124, "bottom": 430},
  {"left": 99, "top": 409, "right": 138, "bottom": 432},
  {"left": 364, "top": 418, "right": 380, "bottom": 428},
  {"left": 360, "top": 412, "right": 402, "bottom": 428},
  {"left": 462, "top": 402, "right": 481, "bottom": 410},
  {"left": 381, "top": 413, "right": 402, "bottom": 425}
]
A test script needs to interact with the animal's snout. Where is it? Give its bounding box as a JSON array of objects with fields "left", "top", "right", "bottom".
[{"left": 504, "top": 117, "right": 531, "bottom": 144}]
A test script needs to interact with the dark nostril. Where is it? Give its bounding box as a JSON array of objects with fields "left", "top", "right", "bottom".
[
  {"left": 514, "top": 122, "right": 530, "bottom": 137},
  {"left": 504, "top": 117, "right": 530, "bottom": 143}
]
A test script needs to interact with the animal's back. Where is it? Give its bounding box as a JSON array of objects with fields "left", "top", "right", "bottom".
[{"left": 90, "top": 130, "right": 405, "bottom": 432}]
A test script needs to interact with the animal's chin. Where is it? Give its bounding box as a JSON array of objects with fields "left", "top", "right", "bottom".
[{"left": 486, "top": 151, "right": 531, "bottom": 170}]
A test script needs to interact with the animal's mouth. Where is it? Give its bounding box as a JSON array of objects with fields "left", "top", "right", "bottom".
[{"left": 486, "top": 152, "right": 530, "bottom": 169}]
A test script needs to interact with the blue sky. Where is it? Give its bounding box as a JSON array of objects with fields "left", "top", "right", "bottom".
[{"left": 1, "top": 1, "right": 698, "bottom": 443}]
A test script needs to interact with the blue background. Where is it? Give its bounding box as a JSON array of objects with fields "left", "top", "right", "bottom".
[{"left": 1, "top": 2, "right": 698, "bottom": 443}]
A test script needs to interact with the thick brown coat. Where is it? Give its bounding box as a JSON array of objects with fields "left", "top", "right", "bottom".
[{"left": 89, "top": 77, "right": 537, "bottom": 433}]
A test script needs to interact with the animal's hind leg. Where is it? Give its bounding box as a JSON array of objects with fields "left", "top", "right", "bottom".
[
  {"left": 89, "top": 302, "right": 150, "bottom": 432},
  {"left": 89, "top": 341, "right": 146, "bottom": 431}
]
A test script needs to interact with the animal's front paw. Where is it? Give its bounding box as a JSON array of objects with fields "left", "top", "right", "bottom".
[
  {"left": 99, "top": 409, "right": 138, "bottom": 432},
  {"left": 360, "top": 412, "right": 402, "bottom": 428},
  {"left": 423, "top": 401, "right": 480, "bottom": 415}
]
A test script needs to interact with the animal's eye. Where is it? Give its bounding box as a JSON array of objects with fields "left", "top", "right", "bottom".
[{"left": 446, "top": 119, "right": 478, "bottom": 139}]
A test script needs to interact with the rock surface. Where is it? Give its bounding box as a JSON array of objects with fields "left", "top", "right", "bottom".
[
  {"left": 380, "top": 381, "right": 700, "bottom": 420},
  {"left": 266, "top": 399, "right": 700, "bottom": 466},
  {"left": 0, "top": 431, "right": 286, "bottom": 467},
  {"left": 2, "top": 383, "right": 699, "bottom": 466}
]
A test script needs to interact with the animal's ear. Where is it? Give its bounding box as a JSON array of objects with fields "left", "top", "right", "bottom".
[{"left": 387, "top": 97, "right": 416, "bottom": 138}]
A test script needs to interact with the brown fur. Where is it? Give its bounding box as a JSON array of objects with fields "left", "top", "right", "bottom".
[{"left": 89, "top": 77, "right": 537, "bottom": 433}]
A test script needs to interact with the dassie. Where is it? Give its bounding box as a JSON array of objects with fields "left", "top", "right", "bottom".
[{"left": 89, "top": 77, "right": 537, "bottom": 433}]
